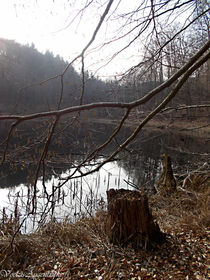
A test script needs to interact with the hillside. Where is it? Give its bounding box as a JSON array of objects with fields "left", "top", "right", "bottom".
[
  {"left": 0, "top": 38, "right": 111, "bottom": 115},
  {"left": 1, "top": 38, "right": 209, "bottom": 121}
]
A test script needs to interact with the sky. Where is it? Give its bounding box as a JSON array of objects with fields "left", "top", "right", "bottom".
[
  {"left": 0, "top": 0, "right": 195, "bottom": 79},
  {"left": 0, "top": 0, "right": 142, "bottom": 79}
]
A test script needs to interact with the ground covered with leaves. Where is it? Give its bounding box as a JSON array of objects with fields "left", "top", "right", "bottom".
[{"left": 0, "top": 173, "right": 209, "bottom": 279}]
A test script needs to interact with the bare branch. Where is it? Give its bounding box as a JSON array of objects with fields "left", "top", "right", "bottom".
[
  {"left": 31, "top": 116, "right": 60, "bottom": 214},
  {"left": 0, "top": 39, "right": 209, "bottom": 123},
  {"left": 59, "top": 41, "right": 210, "bottom": 181},
  {"left": 17, "top": 0, "right": 114, "bottom": 95},
  {"left": 161, "top": 104, "right": 210, "bottom": 113}
]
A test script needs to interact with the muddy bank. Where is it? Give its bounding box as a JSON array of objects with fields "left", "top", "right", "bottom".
[{"left": 87, "top": 115, "right": 210, "bottom": 141}]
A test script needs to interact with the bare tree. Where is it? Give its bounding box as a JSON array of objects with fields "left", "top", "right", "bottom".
[{"left": 0, "top": 0, "right": 209, "bottom": 225}]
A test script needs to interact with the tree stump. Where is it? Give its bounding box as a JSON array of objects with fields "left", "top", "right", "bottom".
[
  {"left": 106, "top": 189, "right": 165, "bottom": 249},
  {"left": 157, "top": 153, "right": 177, "bottom": 195}
]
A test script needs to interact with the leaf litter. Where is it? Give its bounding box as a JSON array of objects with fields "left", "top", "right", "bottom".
[{"left": 0, "top": 174, "right": 209, "bottom": 279}]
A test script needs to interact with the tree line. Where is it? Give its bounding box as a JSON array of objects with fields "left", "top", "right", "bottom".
[{"left": 0, "top": 35, "right": 209, "bottom": 120}]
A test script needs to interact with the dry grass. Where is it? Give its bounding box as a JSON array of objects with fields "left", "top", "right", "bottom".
[
  {"left": 0, "top": 234, "right": 43, "bottom": 270},
  {"left": 0, "top": 210, "right": 108, "bottom": 272},
  {"left": 0, "top": 173, "right": 209, "bottom": 277},
  {"left": 149, "top": 173, "right": 210, "bottom": 233}
]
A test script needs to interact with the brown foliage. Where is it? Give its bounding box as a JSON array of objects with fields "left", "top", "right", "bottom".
[{"left": 0, "top": 174, "right": 209, "bottom": 278}]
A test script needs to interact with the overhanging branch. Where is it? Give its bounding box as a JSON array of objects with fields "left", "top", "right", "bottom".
[{"left": 0, "top": 39, "right": 209, "bottom": 123}]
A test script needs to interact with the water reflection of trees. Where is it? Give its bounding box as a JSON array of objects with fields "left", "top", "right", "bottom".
[
  {"left": 0, "top": 121, "right": 132, "bottom": 188},
  {"left": 0, "top": 123, "right": 209, "bottom": 234},
  {"left": 117, "top": 130, "right": 209, "bottom": 192},
  {"left": 0, "top": 121, "right": 209, "bottom": 189},
  {"left": 117, "top": 133, "right": 162, "bottom": 192}
]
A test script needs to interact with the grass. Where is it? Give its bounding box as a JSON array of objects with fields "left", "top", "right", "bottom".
[
  {"left": 149, "top": 172, "right": 210, "bottom": 233},
  {"left": 0, "top": 172, "right": 209, "bottom": 279}
]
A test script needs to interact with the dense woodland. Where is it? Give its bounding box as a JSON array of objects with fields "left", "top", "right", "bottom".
[
  {"left": 0, "top": 1, "right": 210, "bottom": 279},
  {"left": 0, "top": 38, "right": 111, "bottom": 114},
  {"left": 0, "top": 36, "right": 209, "bottom": 118},
  {"left": 0, "top": 38, "right": 157, "bottom": 115}
]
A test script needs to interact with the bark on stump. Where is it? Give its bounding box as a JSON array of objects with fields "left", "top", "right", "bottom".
[
  {"left": 106, "top": 189, "right": 165, "bottom": 249},
  {"left": 157, "top": 153, "right": 177, "bottom": 195}
]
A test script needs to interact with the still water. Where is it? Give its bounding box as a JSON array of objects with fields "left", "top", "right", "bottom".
[
  {"left": 0, "top": 158, "right": 134, "bottom": 232},
  {"left": 0, "top": 126, "right": 209, "bottom": 232}
]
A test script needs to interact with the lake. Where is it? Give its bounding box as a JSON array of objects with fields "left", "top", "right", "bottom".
[{"left": 0, "top": 122, "right": 209, "bottom": 232}]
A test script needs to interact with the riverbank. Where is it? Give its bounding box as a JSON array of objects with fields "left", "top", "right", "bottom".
[
  {"left": 0, "top": 170, "right": 209, "bottom": 279},
  {"left": 89, "top": 115, "right": 210, "bottom": 139}
]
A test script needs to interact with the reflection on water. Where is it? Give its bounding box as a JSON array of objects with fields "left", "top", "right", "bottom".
[
  {"left": 0, "top": 159, "right": 132, "bottom": 233},
  {"left": 0, "top": 124, "right": 209, "bottom": 232}
]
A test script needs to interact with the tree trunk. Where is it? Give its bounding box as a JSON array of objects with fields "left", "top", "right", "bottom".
[
  {"left": 157, "top": 153, "right": 177, "bottom": 195},
  {"left": 106, "top": 189, "right": 165, "bottom": 249}
]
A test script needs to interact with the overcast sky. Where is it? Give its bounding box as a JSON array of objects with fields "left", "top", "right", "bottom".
[
  {"left": 0, "top": 0, "right": 143, "bottom": 79},
  {"left": 0, "top": 0, "right": 194, "bottom": 80}
]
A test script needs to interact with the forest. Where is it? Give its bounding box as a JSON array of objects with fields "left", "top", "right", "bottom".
[
  {"left": 0, "top": 37, "right": 209, "bottom": 117},
  {"left": 0, "top": 0, "right": 209, "bottom": 279}
]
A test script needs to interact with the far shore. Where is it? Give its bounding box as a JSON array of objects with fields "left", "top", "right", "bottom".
[{"left": 87, "top": 116, "right": 210, "bottom": 138}]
